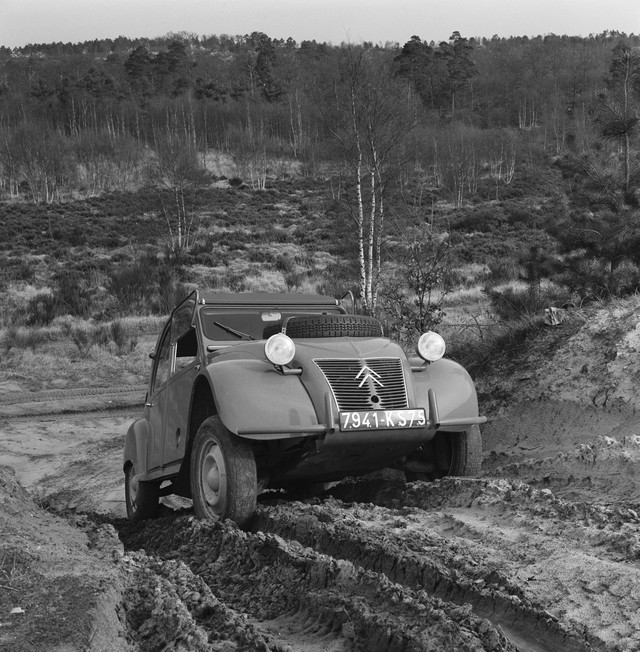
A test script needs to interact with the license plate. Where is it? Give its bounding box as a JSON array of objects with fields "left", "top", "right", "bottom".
[{"left": 339, "top": 409, "right": 426, "bottom": 431}]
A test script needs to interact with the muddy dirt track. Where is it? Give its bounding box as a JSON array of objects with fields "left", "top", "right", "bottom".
[{"left": 3, "top": 380, "right": 640, "bottom": 651}]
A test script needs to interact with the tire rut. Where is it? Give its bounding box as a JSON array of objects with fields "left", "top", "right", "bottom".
[
  {"left": 112, "top": 474, "right": 640, "bottom": 650},
  {"left": 114, "top": 473, "right": 619, "bottom": 652},
  {"left": 118, "top": 515, "right": 516, "bottom": 651},
  {"left": 253, "top": 501, "right": 589, "bottom": 652},
  {"left": 0, "top": 385, "right": 146, "bottom": 418},
  {"left": 0, "top": 385, "right": 147, "bottom": 405}
]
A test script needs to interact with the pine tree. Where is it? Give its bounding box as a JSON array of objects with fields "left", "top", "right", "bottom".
[{"left": 593, "top": 43, "right": 640, "bottom": 198}]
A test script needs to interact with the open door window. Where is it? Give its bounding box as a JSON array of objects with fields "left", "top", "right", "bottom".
[{"left": 171, "top": 292, "right": 198, "bottom": 374}]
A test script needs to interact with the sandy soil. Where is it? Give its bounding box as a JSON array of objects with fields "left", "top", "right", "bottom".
[{"left": 3, "top": 301, "right": 640, "bottom": 651}]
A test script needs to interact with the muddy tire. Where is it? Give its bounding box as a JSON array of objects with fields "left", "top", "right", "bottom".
[
  {"left": 264, "top": 314, "right": 383, "bottom": 339},
  {"left": 190, "top": 416, "right": 257, "bottom": 528},
  {"left": 406, "top": 425, "right": 482, "bottom": 481},
  {"left": 125, "top": 463, "right": 159, "bottom": 522}
]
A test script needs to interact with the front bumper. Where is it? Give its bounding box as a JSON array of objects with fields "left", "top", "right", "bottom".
[{"left": 236, "top": 388, "right": 486, "bottom": 442}]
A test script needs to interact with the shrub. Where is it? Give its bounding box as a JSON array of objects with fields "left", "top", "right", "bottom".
[
  {"left": 274, "top": 254, "right": 295, "bottom": 274},
  {"left": 69, "top": 224, "right": 86, "bottom": 246},
  {"left": 108, "top": 320, "right": 128, "bottom": 353},
  {"left": 379, "top": 226, "right": 451, "bottom": 346},
  {"left": 188, "top": 232, "right": 219, "bottom": 258},
  {"left": 558, "top": 258, "right": 640, "bottom": 301},
  {"left": 95, "top": 319, "right": 139, "bottom": 355},
  {"left": 248, "top": 249, "right": 275, "bottom": 264},
  {"left": 61, "top": 321, "right": 95, "bottom": 358},
  {"left": 150, "top": 265, "right": 190, "bottom": 315},
  {"left": 283, "top": 271, "right": 304, "bottom": 291},
  {"left": 53, "top": 271, "right": 92, "bottom": 318},
  {"left": 92, "top": 324, "right": 112, "bottom": 349},
  {"left": 109, "top": 258, "right": 156, "bottom": 313},
  {"left": 9, "top": 260, "right": 35, "bottom": 283},
  {"left": 507, "top": 206, "right": 538, "bottom": 226},
  {"left": 224, "top": 271, "right": 247, "bottom": 292},
  {"left": 484, "top": 283, "right": 572, "bottom": 321},
  {"left": 486, "top": 258, "right": 521, "bottom": 285},
  {"left": 447, "top": 313, "right": 546, "bottom": 377},
  {"left": 25, "top": 292, "right": 58, "bottom": 326},
  {"left": 3, "top": 325, "right": 47, "bottom": 353},
  {"left": 454, "top": 207, "right": 507, "bottom": 233},
  {"left": 445, "top": 263, "right": 491, "bottom": 288}
]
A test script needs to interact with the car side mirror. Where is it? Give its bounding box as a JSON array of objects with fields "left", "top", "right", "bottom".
[{"left": 149, "top": 351, "right": 156, "bottom": 360}]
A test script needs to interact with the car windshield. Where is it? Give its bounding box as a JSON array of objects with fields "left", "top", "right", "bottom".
[
  {"left": 200, "top": 308, "right": 342, "bottom": 341},
  {"left": 212, "top": 320, "right": 255, "bottom": 340}
]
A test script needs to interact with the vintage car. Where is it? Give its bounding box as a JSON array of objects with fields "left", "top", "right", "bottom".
[{"left": 124, "top": 291, "right": 485, "bottom": 527}]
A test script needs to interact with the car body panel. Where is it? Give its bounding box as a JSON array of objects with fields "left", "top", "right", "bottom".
[
  {"left": 141, "top": 320, "right": 173, "bottom": 472},
  {"left": 162, "top": 362, "right": 200, "bottom": 470},
  {"left": 206, "top": 358, "right": 322, "bottom": 436},
  {"left": 410, "top": 357, "right": 482, "bottom": 431},
  {"left": 146, "top": 386, "right": 169, "bottom": 471},
  {"left": 124, "top": 417, "right": 151, "bottom": 478}
]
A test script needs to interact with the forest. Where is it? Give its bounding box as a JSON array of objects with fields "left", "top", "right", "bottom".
[{"left": 1, "top": 29, "right": 640, "bottom": 340}]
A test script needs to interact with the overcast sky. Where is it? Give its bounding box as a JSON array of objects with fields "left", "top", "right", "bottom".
[{"left": 1, "top": 0, "right": 639, "bottom": 48}]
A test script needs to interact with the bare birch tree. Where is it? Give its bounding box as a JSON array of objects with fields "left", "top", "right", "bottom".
[
  {"left": 147, "top": 105, "right": 208, "bottom": 254},
  {"left": 323, "top": 47, "right": 417, "bottom": 314}
]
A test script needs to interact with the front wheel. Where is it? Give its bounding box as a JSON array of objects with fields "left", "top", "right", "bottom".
[
  {"left": 405, "top": 425, "right": 482, "bottom": 481},
  {"left": 125, "top": 463, "right": 159, "bottom": 521},
  {"left": 190, "top": 416, "right": 257, "bottom": 528}
]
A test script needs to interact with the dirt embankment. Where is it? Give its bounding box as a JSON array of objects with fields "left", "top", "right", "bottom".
[
  {"left": 3, "top": 300, "right": 640, "bottom": 650},
  {"left": 6, "top": 457, "right": 640, "bottom": 651}
]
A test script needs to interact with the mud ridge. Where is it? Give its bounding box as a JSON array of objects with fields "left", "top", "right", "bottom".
[
  {"left": 121, "top": 551, "right": 282, "bottom": 651},
  {"left": 118, "top": 515, "right": 516, "bottom": 651},
  {"left": 253, "top": 500, "right": 591, "bottom": 652},
  {"left": 401, "top": 477, "right": 640, "bottom": 561}
]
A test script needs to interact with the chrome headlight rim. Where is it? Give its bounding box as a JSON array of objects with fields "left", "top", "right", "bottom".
[
  {"left": 416, "top": 331, "right": 446, "bottom": 362},
  {"left": 264, "top": 332, "right": 296, "bottom": 366}
]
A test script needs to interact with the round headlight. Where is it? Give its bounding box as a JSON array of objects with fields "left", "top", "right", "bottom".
[
  {"left": 417, "top": 331, "right": 446, "bottom": 362},
  {"left": 265, "top": 333, "right": 296, "bottom": 366}
]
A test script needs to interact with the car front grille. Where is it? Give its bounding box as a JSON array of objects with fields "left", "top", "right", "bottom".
[{"left": 314, "top": 358, "right": 408, "bottom": 411}]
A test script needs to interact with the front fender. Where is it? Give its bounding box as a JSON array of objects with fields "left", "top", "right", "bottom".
[
  {"left": 411, "top": 357, "right": 484, "bottom": 431},
  {"left": 123, "top": 418, "right": 150, "bottom": 475},
  {"left": 207, "top": 360, "right": 322, "bottom": 437}
]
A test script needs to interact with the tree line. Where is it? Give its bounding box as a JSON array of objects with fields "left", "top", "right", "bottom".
[
  {"left": 0, "top": 29, "right": 638, "bottom": 203},
  {"left": 1, "top": 30, "right": 640, "bottom": 314}
]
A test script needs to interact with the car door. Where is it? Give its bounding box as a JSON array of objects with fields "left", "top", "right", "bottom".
[
  {"left": 146, "top": 322, "right": 171, "bottom": 472},
  {"left": 162, "top": 294, "right": 199, "bottom": 471}
]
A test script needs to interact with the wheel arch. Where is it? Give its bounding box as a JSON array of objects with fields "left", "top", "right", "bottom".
[
  {"left": 123, "top": 418, "right": 150, "bottom": 476},
  {"left": 412, "top": 357, "right": 481, "bottom": 430},
  {"left": 207, "top": 359, "right": 320, "bottom": 435}
]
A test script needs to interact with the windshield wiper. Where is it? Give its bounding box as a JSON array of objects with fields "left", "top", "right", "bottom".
[{"left": 213, "top": 320, "right": 255, "bottom": 340}]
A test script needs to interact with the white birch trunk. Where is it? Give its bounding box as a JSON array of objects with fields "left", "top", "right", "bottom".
[
  {"left": 350, "top": 86, "right": 368, "bottom": 311},
  {"left": 366, "top": 168, "right": 375, "bottom": 311}
]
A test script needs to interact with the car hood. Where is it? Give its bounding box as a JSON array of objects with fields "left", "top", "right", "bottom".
[
  {"left": 208, "top": 336, "right": 407, "bottom": 366},
  {"left": 208, "top": 336, "right": 415, "bottom": 415}
]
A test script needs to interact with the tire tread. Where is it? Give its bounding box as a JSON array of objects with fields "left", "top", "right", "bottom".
[
  {"left": 190, "top": 416, "right": 257, "bottom": 528},
  {"left": 264, "top": 314, "right": 383, "bottom": 339},
  {"left": 125, "top": 464, "right": 159, "bottom": 522}
]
